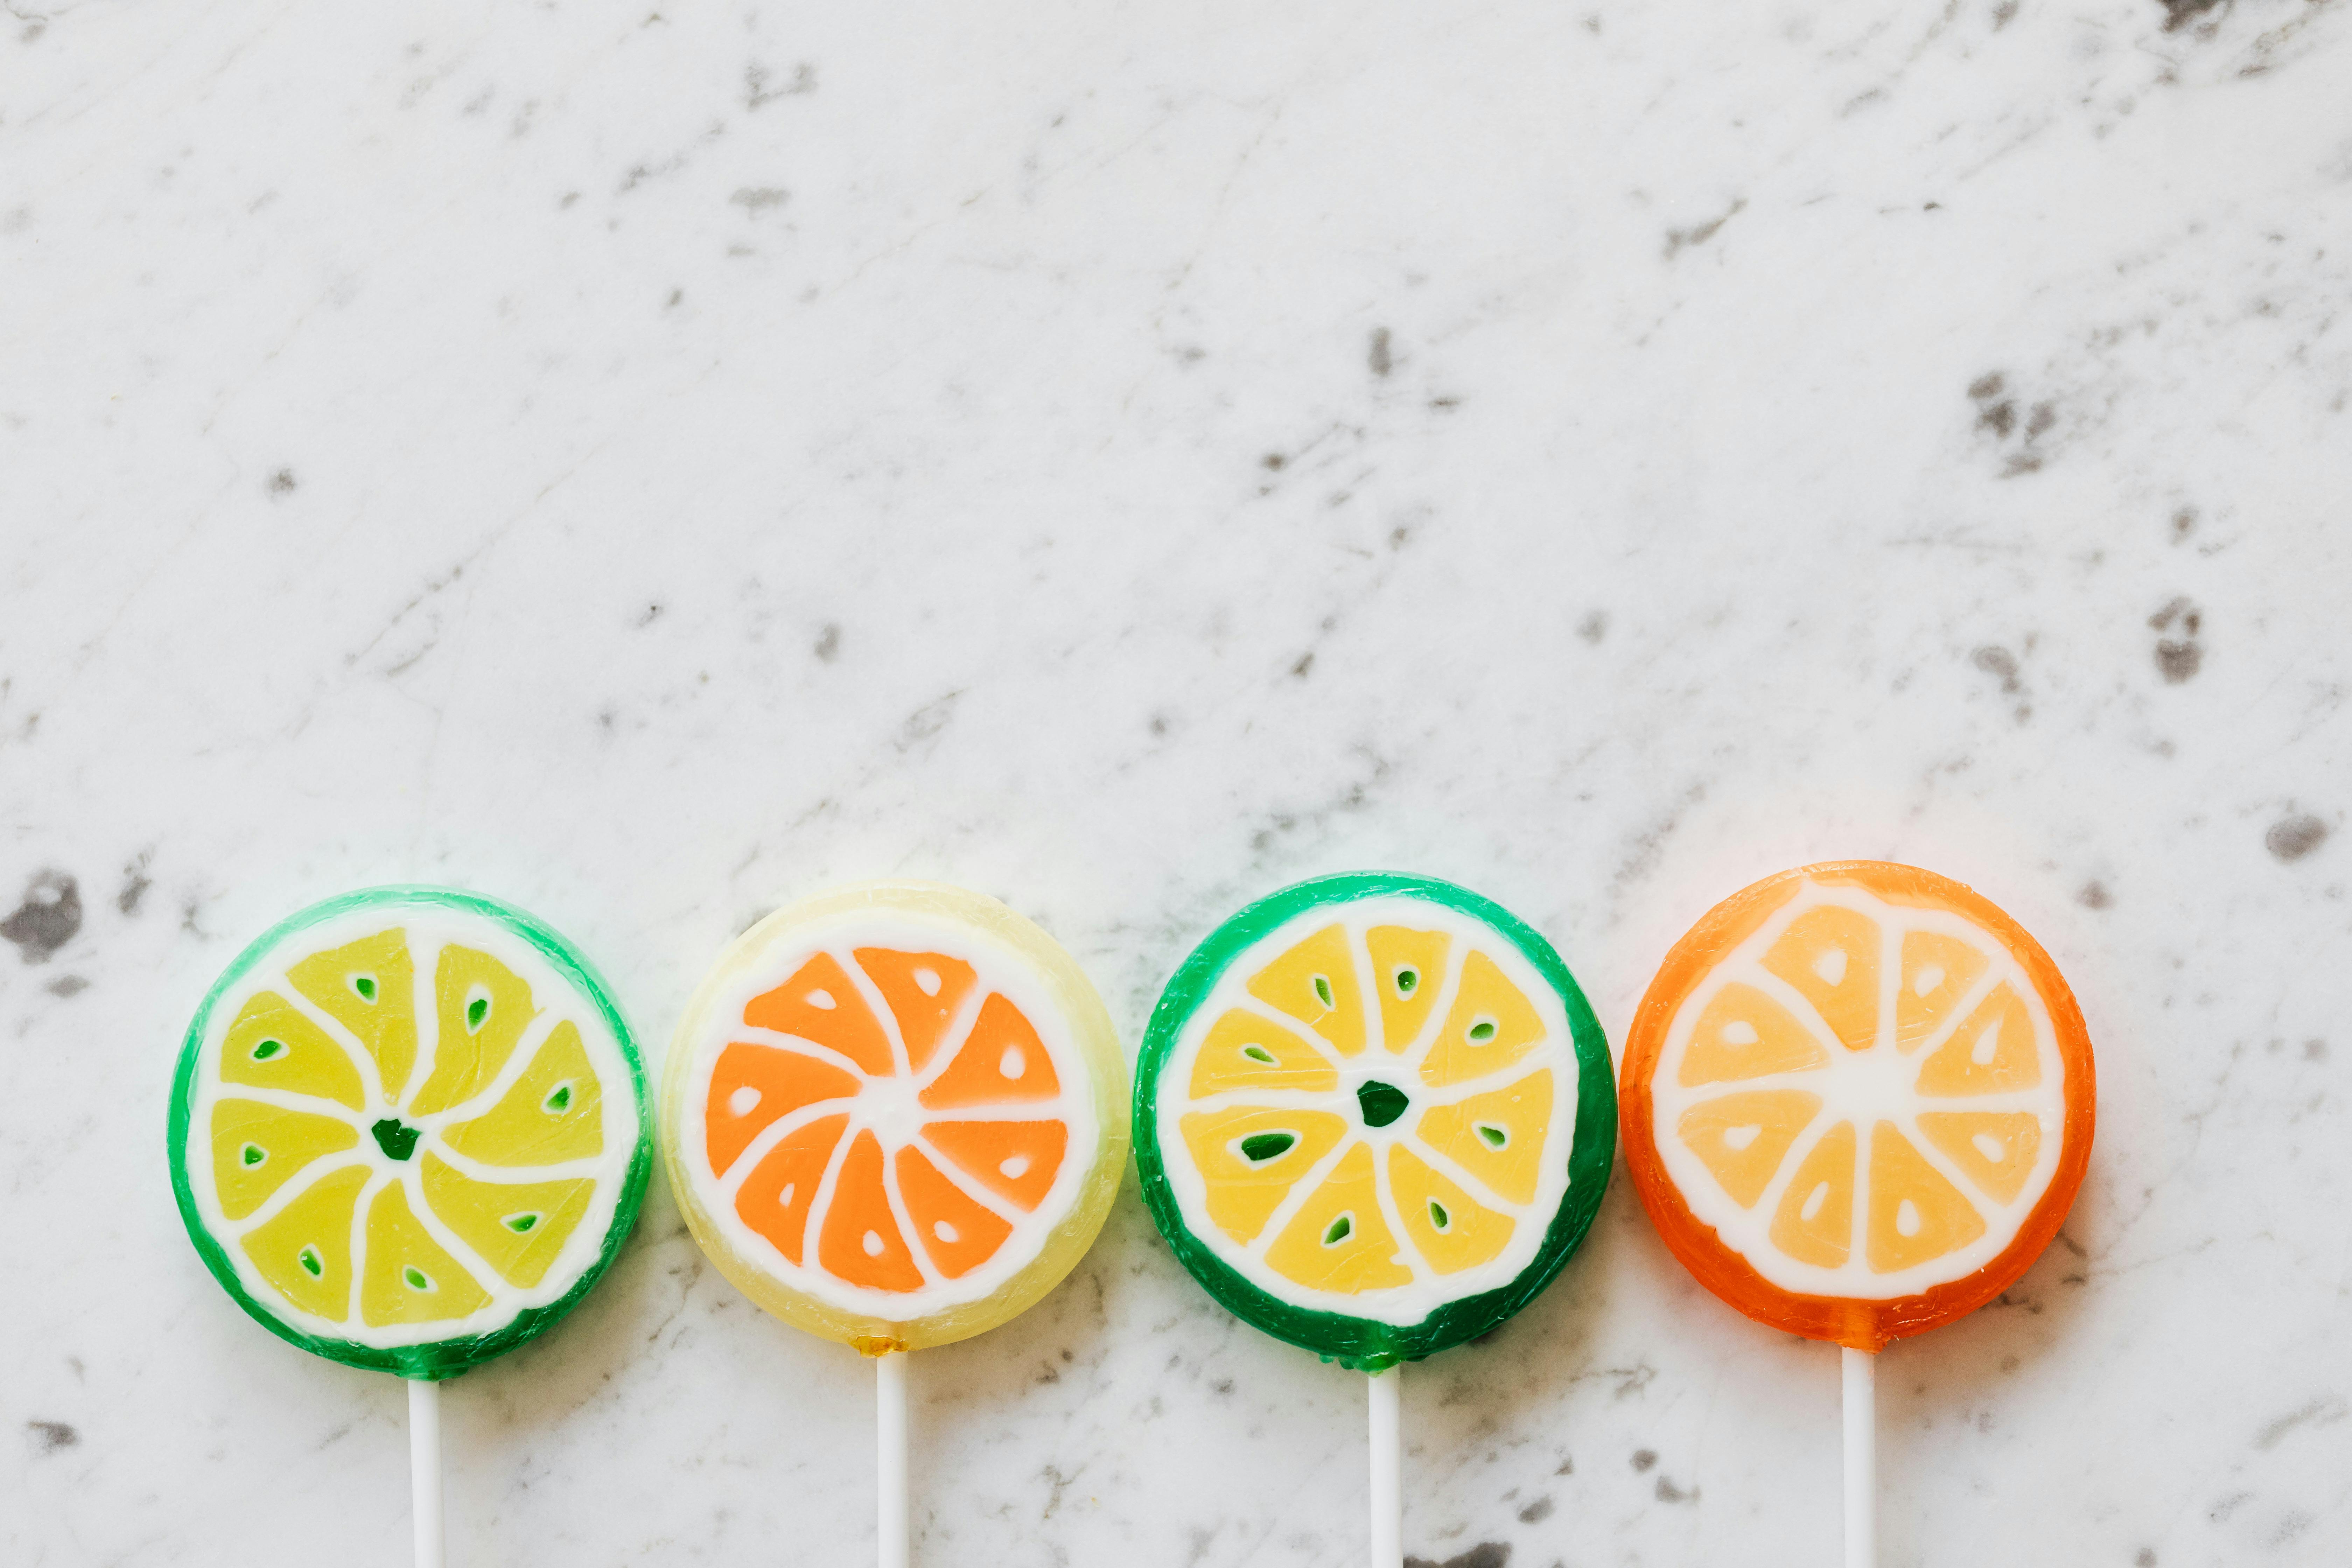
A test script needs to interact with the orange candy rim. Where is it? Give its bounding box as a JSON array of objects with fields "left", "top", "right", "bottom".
[{"left": 1618, "top": 860, "right": 2095, "bottom": 1351}]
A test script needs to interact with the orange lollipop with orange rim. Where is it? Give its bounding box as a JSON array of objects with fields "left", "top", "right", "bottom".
[{"left": 1619, "top": 861, "right": 2093, "bottom": 1567}]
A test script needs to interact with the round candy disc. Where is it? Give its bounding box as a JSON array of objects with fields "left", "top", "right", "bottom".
[
  {"left": 169, "top": 888, "right": 651, "bottom": 1379},
  {"left": 661, "top": 881, "right": 1128, "bottom": 1352},
  {"left": 1619, "top": 861, "right": 2095, "bottom": 1350},
  {"left": 1135, "top": 873, "right": 1615, "bottom": 1370}
]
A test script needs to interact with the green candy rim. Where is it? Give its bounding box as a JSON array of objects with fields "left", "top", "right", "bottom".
[
  {"left": 1134, "top": 872, "right": 1616, "bottom": 1371},
  {"left": 166, "top": 886, "right": 652, "bottom": 1381}
]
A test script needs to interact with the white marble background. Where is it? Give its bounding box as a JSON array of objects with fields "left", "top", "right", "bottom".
[{"left": 4, "top": 1, "right": 2348, "bottom": 1564}]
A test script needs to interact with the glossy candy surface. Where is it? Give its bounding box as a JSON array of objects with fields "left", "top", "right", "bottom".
[
  {"left": 1135, "top": 873, "right": 1615, "bottom": 1371},
  {"left": 661, "top": 881, "right": 1128, "bottom": 1352},
  {"left": 1620, "top": 861, "right": 2095, "bottom": 1350},
  {"left": 168, "top": 888, "right": 651, "bottom": 1379}
]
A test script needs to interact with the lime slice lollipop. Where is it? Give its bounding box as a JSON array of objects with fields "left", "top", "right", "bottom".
[
  {"left": 168, "top": 887, "right": 651, "bottom": 1380},
  {"left": 1135, "top": 872, "right": 1615, "bottom": 1371}
]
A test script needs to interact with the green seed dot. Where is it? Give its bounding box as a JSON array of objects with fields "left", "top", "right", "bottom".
[
  {"left": 1468, "top": 1020, "right": 1497, "bottom": 1042},
  {"left": 1313, "top": 975, "right": 1334, "bottom": 1007},
  {"left": 466, "top": 996, "right": 489, "bottom": 1031},
  {"left": 1239, "top": 1132, "right": 1296, "bottom": 1164},
  {"left": 240, "top": 1143, "right": 267, "bottom": 1167},
  {"left": 1322, "top": 1213, "right": 1353, "bottom": 1246},
  {"left": 298, "top": 1246, "right": 324, "bottom": 1278},
  {"left": 1396, "top": 968, "right": 1418, "bottom": 995},
  {"left": 402, "top": 1265, "right": 432, "bottom": 1292},
  {"left": 352, "top": 975, "right": 377, "bottom": 1002},
  {"left": 250, "top": 1037, "right": 285, "bottom": 1062},
  {"left": 503, "top": 1212, "right": 541, "bottom": 1234},
  {"left": 1476, "top": 1123, "right": 1508, "bottom": 1149},
  {"left": 1428, "top": 1200, "right": 1450, "bottom": 1231},
  {"left": 1241, "top": 1045, "right": 1276, "bottom": 1065},
  {"left": 543, "top": 1083, "right": 573, "bottom": 1114}
]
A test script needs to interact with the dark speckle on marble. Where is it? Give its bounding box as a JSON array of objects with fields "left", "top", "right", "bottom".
[
  {"left": 27, "top": 1420, "right": 77, "bottom": 1452},
  {"left": 1971, "top": 645, "right": 2022, "bottom": 693},
  {"left": 813, "top": 623, "right": 840, "bottom": 662},
  {"left": 2077, "top": 880, "right": 2112, "bottom": 910},
  {"left": 118, "top": 852, "right": 150, "bottom": 915},
  {"left": 2161, "top": 0, "right": 2224, "bottom": 31},
  {"left": 1577, "top": 610, "right": 1608, "bottom": 644},
  {"left": 2267, "top": 814, "right": 2328, "bottom": 862},
  {"left": 2171, "top": 507, "right": 2198, "bottom": 542},
  {"left": 1262, "top": 452, "right": 1287, "bottom": 471},
  {"left": 1968, "top": 372, "right": 2006, "bottom": 401},
  {"left": 1405, "top": 1545, "right": 1508, "bottom": 1568},
  {"left": 2149, "top": 596, "right": 2203, "bottom": 682},
  {"left": 1630, "top": 1448, "right": 1656, "bottom": 1472},
  {"left": 1516, "top": 1496, "right": 1554, "bottom": 1524},
  {"left": 1369, "top": 327, "right": 1393, "bottom": 377},
  {"left": 1654, "top": 1474, "right": 1698, "bottom": 1503},
  {"left": 2, "top": 871, "right": 80, "bottom": 963},
  {"left": 45, "top": 974, "right": 87, "bottom": 997},
  {"left": 2136, "top": 1549, "right": 2157, "bottom": 1567},
  {"left": 1292, "top": 652, "right": 1314, "bottom": 678},
  {"left": 268, "top": 468, "right": 296, "bottom": 496}
]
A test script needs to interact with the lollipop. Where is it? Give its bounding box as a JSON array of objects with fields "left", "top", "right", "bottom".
[
  {"left": 168, "top": 887, "right": 651, "bottom": 1567},
  {"left": 1619, "top": 861, "right": 2094, "bottom": 1567},
  {"left": 661, "top": 880, "right": 1128, "bottom": 1567},
  {"left": 1135, "top": 873, "right": 1615, "bottom": 1567}
]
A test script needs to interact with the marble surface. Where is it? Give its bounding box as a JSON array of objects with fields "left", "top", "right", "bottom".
[{"left": 4, "top": 1, "right": 2349, "bottom": 1563}]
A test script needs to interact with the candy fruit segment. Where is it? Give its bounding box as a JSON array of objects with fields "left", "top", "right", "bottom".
[
  {"left": 1136, "top": 873, "right": 1616, "bottom": 1371},
  {"left": 168, "top": 888, "right": 651, "bottom": 1379},
  {"left": 660, "top": 881, "right": 1129, "bottom": 1352},
  {"left": 1619, "top": 861, "right": 2095, "bottom": 1350}
]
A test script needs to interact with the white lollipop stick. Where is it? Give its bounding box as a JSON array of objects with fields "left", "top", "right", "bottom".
[
  {"left": 1842, "top": 1347, "right": 1875, "bottom": 1568},
  {"left": 878, "top": 1350, "right": 910, "bottom": 1568},
  {"left": 1368, "top": 1365, "right": 1401, "bottom": 1568},
  {"left": 408, "top": 1378, "right": 444, "bottom": 1568}
]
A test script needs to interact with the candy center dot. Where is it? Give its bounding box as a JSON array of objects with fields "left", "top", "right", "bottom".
[
  {"left": 1914, "top": 965, "right": 1945, "bottom": 997},
  {"left": 933, "top": 1220, "right": 959, "bottom": 1244},
  {"left": 861, "top": 1230, "right": 884, "bottom": 1258},
  {"left": 805, "top": 988, "right": 836, "bottom": 1010},
  {"left": 1312, "top": 975, "right": 1334, "bottom": 1008},
  {"left": 1322, "top": 1213, "right": 1353, "bottom": 1246},
  {"left": 1241, "top": 1045, "right": 1276, "bottom": 1065},
  {"left": 297, "top": 1245, "right": 324, "bottom": 1277},
  {"left": 728, "top": 1085, "right": 762, "bottom": 1118},
  {"left": 1395, "top": 968, "right": 1418, "bottom": 996},
  {"left": 250, "top": 1038, "right": 286, "bottom": 1062},
  {"left": 465, "top": 991, "right": 490, "bottom": 1032},
  {"left": 1813, "top": 948, "right": 1849, "bottom": 986},
  {"left": 351, "top": 974, "right": 377, "bottom": 1002},
  {"left": 370, "top": 1118, "right": 420, "bottom": 1161},
  {"left": 502, "top": 1212, "right": 541, "bottom": 1233},
  {"left": 543, "top": 1082, "right": 574, "bottom": 1114},
  {"left": 403, "top": 1265, "right": 433, "bottom": 1292},
  {"left": 1800, "top": 1182, "right": 1829, "bottom": 1222},
  {"left": 1722, "top": 1125, "right": 1760, "bottom": 1152},
  {"left": 240, "top": 1142, "right": 267, "bottom": 1167},
  {"left": 913, "top": 967, "right": 941, "bottom": 997},
  {"left": 1427, "top": 1200, "right": 1450, "bottom": 1231},
  {"left": 1895, "top": 1199, "right": 1923, "bottom": 1238},
  {"left": 1467, "top": 1017, "right": 1497, "bottom": 1043},
  {"left": 999, "top": 1045, "right": 1026, "bottom": 1080},
  {"left": 1000, "top": 1155, "right": 1030, "bottom": 1179},
  {"left": 1971, "top": 1133, "right": 2005, "bottom": 1162},
  {"left": 1356, "top": 1079, "right": 1409, "bottom": 1129},
  {"left": 1475, "top": 1122, "right": 1508, "bottom": 1149}
]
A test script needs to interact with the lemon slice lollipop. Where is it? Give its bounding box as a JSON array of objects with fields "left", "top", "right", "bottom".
[
  {"left": 1136, "top": 872, "right": 1616, "bottom": 1368},
  {"left": 168, "top": 887, "right": 650, "bottom": 1379}
]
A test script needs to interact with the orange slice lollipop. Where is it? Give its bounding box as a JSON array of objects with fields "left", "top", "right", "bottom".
[{"left": 1619, "top": 861, "right": 2094, "bottom": 1350}]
